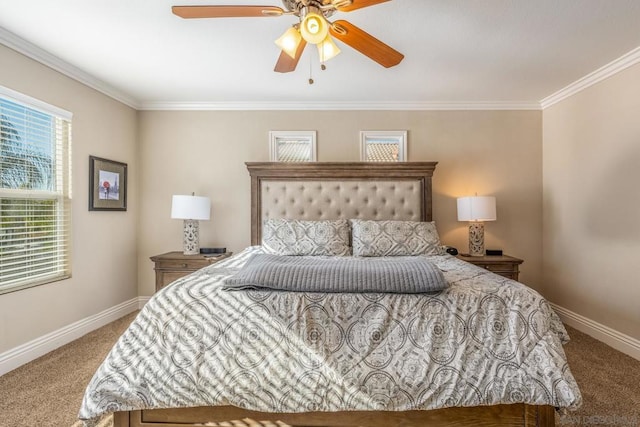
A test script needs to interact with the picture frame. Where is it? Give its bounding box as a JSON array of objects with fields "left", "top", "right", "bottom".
[
  {"left": 269, "top": 131, "right": 317, "bottom": 162},
  {"left": 360, "top": 130, "right": 407, "bottom": 162},
  {"left": 89, "top": 155, "right": 127, "bottom": 211}
]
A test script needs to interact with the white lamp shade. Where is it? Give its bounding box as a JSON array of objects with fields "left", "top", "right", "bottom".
[
  {"left": 457, "top": 196, "right": 497, "bottom": 222},
  {"left": 171, "top": 195, "right": 211, "bottom": 220}
]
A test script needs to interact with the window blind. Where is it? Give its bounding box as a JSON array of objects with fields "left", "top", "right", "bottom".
[{"left": 0, "top": 87, "right": 72, "bottom": 294}]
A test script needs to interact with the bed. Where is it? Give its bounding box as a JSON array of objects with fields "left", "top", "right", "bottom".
[{"left": 80, "top": 162, "right": 581, "bottom": 427}]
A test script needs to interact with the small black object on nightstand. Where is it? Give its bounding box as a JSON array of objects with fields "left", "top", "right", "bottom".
[
  {"left": 200, "top": 247, "right": 226, "bottom": 254},
  {"left": 486, "top": 249, "right": 503, "bottom": 256},
  {"left": 445, "top": 246, "right": 459, "bottom": 256}
]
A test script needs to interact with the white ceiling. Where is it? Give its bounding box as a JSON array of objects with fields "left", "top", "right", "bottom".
[{"left": 1, "top": 0, "right": 639, "bottom": 109}]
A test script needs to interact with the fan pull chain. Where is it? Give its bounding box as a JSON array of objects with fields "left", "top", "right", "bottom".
[
  {"left": 308, "top": 47, "right": 328, "bottom": 84},
  {"left": 320, "top": 42, "right": 327, "bottom": 71}
]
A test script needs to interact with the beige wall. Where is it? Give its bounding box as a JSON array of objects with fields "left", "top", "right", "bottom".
[
  {"left": 0, "top": 45, "right": 138, "bottom": 352},
  {"left": 542, "top": 63, "right": 640, "bottom": 340},
  {"left": 2, "top": 29, "right": 637, "bottom": 362},
  {"left": 0, "top": 44, "right": 546, "bottom": 354},
  {"left": 138, "top": 110, "right": 542, "bottom": 295}
]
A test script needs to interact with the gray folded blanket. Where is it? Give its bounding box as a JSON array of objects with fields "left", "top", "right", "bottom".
[{"left": 223, "top": 253, "right": 447, "bottom": 293}]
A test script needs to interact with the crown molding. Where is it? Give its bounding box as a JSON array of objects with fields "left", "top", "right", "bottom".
[
  {"left": 541, "top": 46, "right": 640, "bottom": 109},
  {"left": 0, "top": 26, "right": 141, "bottom": 110},
  {"left": 4, "top": 22, "right": 637, "bottom": 113},
  {"left": 139, "top": 100, "right": 541, "bottom": 111},
  {"left": 0, "top": 27, "right": 539, "bottom": 112}
]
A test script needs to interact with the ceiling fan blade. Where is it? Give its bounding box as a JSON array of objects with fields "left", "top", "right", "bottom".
[
  {"left": 172, "top": 5, "right": 284, "bottom": 19},
  {"left": 274, "top": 40, "right": 307, "bottom": 73},
  {"left": 329, "top": 20, "right": 403, "bottom": 68},
  {"left": 336, "top": 0, "right": 390, "bottom": 12}
]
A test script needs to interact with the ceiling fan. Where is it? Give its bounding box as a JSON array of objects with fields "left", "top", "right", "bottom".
[{"left": 172, "top": 0, "right": 404, "bottom": 74}]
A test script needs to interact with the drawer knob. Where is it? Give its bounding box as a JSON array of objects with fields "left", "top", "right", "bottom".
[{"left": 181, "top": 263, "right": 188, "bottom": 268}]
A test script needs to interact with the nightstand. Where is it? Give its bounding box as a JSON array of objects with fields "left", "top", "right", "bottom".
[
  {"left": 150, "top": 251, "right": 232, "bottom": 292},
  {"left": 456, "top": 254, "right": 523, "bottom": 281}
]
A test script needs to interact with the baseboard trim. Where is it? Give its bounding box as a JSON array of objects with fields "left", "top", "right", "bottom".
[
  {"left": 551, "top": 302, "right": 640, "bottom": 361},
  {"left": 0, "top": 297, "right": 141, "bottom": 376}
]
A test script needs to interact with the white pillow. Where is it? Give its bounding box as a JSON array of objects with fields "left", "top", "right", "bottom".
[
  {"left": 262, "top": 219, "right": 351, "bottom": 256},
  {"left": 351, "top": 219, "right": 444, "bottom": 257}
]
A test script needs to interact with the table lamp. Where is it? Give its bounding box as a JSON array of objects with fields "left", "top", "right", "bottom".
[
  {"left": 457, "top": 196, "right": 496, "bottom": 256},
  {"left": 171, "top": 193, "right": 211, "bottom": 255}
]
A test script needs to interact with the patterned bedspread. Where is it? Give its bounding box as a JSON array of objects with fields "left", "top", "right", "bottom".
[{"left": 79, "top": 247, "right": 581, "bottom": 425}]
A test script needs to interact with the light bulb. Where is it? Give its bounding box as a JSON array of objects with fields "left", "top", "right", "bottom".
[
  {"left": 275, "top": 26, "right": 302, "bottom": 59},
  {"left": 307, "top": 17, "right": 320, "bottom": 33},
  {"left": 300, "top": 11, "right": 328, "bottom": 44},
  {"left": 317, "top": 35, "right": 341, "bottom": 62}
]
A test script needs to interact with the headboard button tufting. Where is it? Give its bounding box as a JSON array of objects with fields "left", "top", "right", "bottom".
[
  {"left": 252, "top": 162, "right": 436, "bottom": 246},
  {"left": 259, "top": 179, "right": 426, "bottom": 235}
]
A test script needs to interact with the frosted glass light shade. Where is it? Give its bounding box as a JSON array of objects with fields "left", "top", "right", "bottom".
[
  {"left": 275, "top": 26, "right": 302, "bottom": 59},
  {"left": 317, "top": 35, "right": 341, "bottom": 62},
  {"left": 300, "top": 11, "right": 328, "bottom": 44},
  {"left": 171, "top": 195, "right": 211, "bottom": 220},
  {"left": 457, "top": 196, "right": 497, "bottom": 222}
]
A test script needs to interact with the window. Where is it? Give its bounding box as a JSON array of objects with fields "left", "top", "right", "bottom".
[
  {"left": 0, "top": 86, "right": 72, "bottom": 294},
  {"left": 269, "top": 131, "right": 317, "bottom": 162},
  {"left": 360, "top": 130, "right": 407, "bottom": 162}
]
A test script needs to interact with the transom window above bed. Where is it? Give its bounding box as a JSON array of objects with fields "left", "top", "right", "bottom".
[
  {"left": 360, "top": 130, "right": 407, "bottom": 162},
  {"left": 269, "top": 131, "right": 317, "bottom": 162},
  {"left": 0, "top": 86, "right": 72, "bottom": 295}
]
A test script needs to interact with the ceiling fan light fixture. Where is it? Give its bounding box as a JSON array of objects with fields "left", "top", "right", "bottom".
[
  {"left": 300, "top": 10, "right": 329, "bottom": 44},
  {"left": 317, "top": 35, "right": 341, "bottom": 62},
  {"left": 275, "top": 26, "right": 302, "bottom": 59}
]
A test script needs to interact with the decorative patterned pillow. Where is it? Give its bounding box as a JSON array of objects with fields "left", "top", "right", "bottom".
[
  {"left": 262, "top": 219, "right": 351, "bottom": 256},
  {"left": 351, "top": 219, "right": 444, "bottom": 257}
]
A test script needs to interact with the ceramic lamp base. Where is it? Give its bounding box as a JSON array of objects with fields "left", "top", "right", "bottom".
[
  {"left": 182, "top": 219, "right": 200, "bottom": 255},
  {"left": 468, "top": 221, "right": 485, "bottom": 256}
]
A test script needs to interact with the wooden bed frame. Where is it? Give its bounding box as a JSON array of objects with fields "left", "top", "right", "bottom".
[{"left": 113, "top": 162, "right": 554, "bottom": 427}]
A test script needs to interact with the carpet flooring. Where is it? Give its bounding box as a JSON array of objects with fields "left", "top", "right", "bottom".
[
  {"left": 0, "top": 312, "right": 136, "bottom": 427},
  {"left": 0, "top": 312, "right": 638, "bottom": 427}
]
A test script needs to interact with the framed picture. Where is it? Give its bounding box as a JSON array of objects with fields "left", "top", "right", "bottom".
[
  {"left": 269, "top": 131, "right": 317, "bottom": 162},
  {"left": 89, "top": 156, "right": 127, "bottom": 211},
  {"left": 360, "top": 130, "right": 407, "bottom": 162}
]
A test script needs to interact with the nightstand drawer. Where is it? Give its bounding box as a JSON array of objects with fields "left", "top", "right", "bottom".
[
  {"left": 482, "top": 263, "right": 515, "bottom": 273},
  {"left": 150, "top": 251, "right": 232, "bottom": 292},
  {"left": 456, "top": 254, "right": 523, "bottom": 281},
  {"left": 154, "top": 259, "right": 210, "bottom": 271},
  {"left": 159, "top": 271, "right": 190, "bottom": 290}
]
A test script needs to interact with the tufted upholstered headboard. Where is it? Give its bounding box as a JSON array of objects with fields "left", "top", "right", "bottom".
[{"left": 245, "top": 162, "right": 438, "bottom": 245}]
